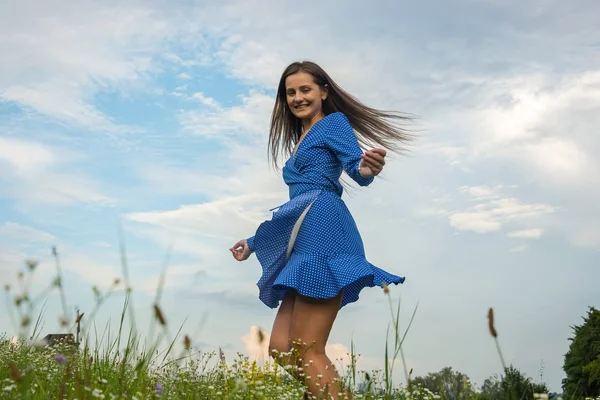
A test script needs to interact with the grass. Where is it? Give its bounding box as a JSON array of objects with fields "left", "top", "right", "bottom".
[{"left": 0, "top": 245, "right": 568, "bottom": 399}]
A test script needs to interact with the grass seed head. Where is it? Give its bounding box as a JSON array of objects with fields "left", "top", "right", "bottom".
[
  {"left": 488, "top": 307, "right": 498, "bottom": 338},
  {"left": 75, "top": 312, "right": 84, "bottom": 324},
  {"left": 257, "top": 327, "right": 265, "bottom": 344},
  {"left": 9, "top": 362, "right": 23, "bottom": 383},
  {"left": 382, "top": 282, "right": 390, "bottom": 294},
  {"left": 26, "top": 259, "right": 38, "bottom": 271},
  {"left": 154, "top": 304, "right": 166, "bottom": 326},
  {"left": 59, "top": 315, "right": 69, "bottom": 328}
]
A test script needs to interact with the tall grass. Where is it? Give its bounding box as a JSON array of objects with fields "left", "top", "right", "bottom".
[{"left": 0, "top": 245, "right": 561, "bottom": 399}]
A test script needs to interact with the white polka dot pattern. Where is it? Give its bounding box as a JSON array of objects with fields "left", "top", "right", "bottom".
[{"left": 247, "top": 112, "right": 405, "bottom": 309}]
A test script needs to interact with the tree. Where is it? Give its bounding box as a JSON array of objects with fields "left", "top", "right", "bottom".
[
  {"left": 479, "top": 366, "right": 549, "bottom": 400},
  {"left": 501, "top": 365, "right": 549, "bottom": 399},
  {"left": 479, "top": 373, "right": 502, "bottom": 400},
  {"left": 562, "top": 306, "right": 600, "bottom": 398},
  {"left": 410, "top": 366, "right": 475, "bottom": 399}
]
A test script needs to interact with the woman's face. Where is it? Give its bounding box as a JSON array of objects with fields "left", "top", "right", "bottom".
[{"left": 285, "top": 71, "right": 327, "bottom": 120}]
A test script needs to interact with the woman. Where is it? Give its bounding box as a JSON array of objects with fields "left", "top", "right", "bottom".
[{"left": 230, "top": 61, "right": 413, "bottom": 399}]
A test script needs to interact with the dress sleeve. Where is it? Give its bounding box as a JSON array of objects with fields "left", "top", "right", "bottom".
[
  {"left": 246, "top": 236, "right": 255, "bottom": 253},
  {"left": 325, "top": 113, "right": 374, "bottom": 187}
]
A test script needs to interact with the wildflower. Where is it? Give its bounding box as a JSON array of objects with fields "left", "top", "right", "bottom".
[
  {"left": 156, "top": 382, "right": 163, "bottom": 395},
  {"left": 55, "top": 354, "right": 67, "bottom": 364}
]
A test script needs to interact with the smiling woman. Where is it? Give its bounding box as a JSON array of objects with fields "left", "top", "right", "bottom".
[{"left": 229, "top": 60, "right": 415, "bottom": 399}]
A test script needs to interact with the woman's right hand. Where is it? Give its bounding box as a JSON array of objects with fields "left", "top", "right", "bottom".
[{"left": 230, "top": 239, "right": 251, "bottom": 261}]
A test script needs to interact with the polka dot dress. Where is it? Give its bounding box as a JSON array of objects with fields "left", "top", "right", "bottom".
[{"left": 247, "top": 112, "right": 405, "bottom": 309}]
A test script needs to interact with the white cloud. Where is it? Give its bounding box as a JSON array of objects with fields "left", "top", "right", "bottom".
[
  {"left": 0, "top": 0, "right": 172, "bottom": 131},
  {"left": 188, "top": 92, "right": 220, "bottom": 108},
  {"left": 471, "top": 71, "right": 600, "bottom": 184},
  {"left": 0, "top": 137, "right": 113, "bottom": 206},
  {"left": 178, "top": 90, "right": 274, "bottom": 138},
  {"left": 509, "top": 244, "right": 529, "bottom": 253},
  {"left": 127, "top": 192, "right": 283, "bottom": 240},
  {"left": 522, "top": 137, "right": 591, "bottom": 179},
  {"left": 447, "top": 186, "right": 555, "bottom": 234},
  {"left": 459, "top": 185, "right": 504, "bottom": 201},
  {"left": 0, "top": 222, "right": 56, "bottom": 243},
  {"left": 0, "top": 137, "right": 55, "bottom": 172},
  {"left": 507, "top": 229, "right": 543, "bottom": 239},
  {"left": 449, "top": 212, "right": 502, "bottom": 233}
]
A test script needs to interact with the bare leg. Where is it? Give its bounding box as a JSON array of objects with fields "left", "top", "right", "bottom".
[
  {"left": 268, "top": 291, "right": 298, "bottom": 374},
  {"left": 290, "top": 291, "right": 353, "bottom": 400}
]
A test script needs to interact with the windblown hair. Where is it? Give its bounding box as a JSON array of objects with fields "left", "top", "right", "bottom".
[{"left": 268, "top": 60, "right": 416, "bottom": 168}]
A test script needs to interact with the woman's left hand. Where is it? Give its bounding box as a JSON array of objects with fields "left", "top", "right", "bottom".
[{"left": 359, "top": 148, "right": 387, "bottom": 177}]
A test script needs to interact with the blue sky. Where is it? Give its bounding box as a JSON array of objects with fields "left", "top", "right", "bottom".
[{"left": 1, "top": 0, "right": 599, "bottom": 393}]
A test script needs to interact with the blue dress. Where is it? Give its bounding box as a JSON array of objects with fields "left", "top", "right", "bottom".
[{"left": 247, "top": 112, "right": 405, "bottom": 309}]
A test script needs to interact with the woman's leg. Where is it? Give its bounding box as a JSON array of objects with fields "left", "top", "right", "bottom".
[
  {"left": 268, "top": 291, "right": 298, "bottom": 373},
  {"left": 290, "top": 291, "right": 352, "bottom": 399}
]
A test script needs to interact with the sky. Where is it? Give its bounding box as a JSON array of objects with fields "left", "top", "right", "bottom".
[{"left": 1, "top": 0, "right": 599, "bottom": 393}]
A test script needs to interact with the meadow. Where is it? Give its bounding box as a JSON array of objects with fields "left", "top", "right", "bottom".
[{"left": 0, "top": 247, "right": 573, "bottom": 399}]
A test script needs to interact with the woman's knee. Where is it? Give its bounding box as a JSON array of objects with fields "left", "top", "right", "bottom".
[
  {"left": 291, "top": 338, "right": 326, "bottom": 360},
  {"left": 269, "top": 337, "right": 291, "bottom": 359}
]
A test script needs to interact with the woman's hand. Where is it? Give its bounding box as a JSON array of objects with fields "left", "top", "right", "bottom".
[
  {"left": 359, "top": 148, "right": 387, "bottom": 177},
  {"left": 230, "top": 239, "right": 251, "bottom": 261}
]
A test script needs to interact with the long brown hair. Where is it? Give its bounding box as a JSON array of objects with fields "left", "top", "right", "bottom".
[{"left": 268, "top": 60, "right": 416, "bottom": 168}]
